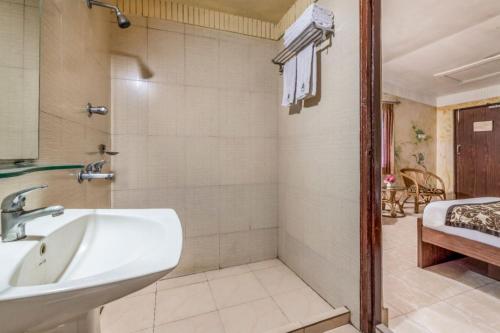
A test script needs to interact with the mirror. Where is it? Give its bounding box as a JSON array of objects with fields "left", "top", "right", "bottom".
[{"left": 0, "top": 0, "right": 40, "bottom": 160}]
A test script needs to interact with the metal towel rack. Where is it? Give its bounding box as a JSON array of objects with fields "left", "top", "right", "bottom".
[{"left": 272, "top": 22, "right": 334, "bottom": 73}]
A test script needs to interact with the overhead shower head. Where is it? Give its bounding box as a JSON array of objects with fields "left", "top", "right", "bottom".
[
  {"left": 86, "top": 0, "right": 131, "bottom": 29},
  {"left": 116, "top": 9, "right": 131, "bottom": 29}
]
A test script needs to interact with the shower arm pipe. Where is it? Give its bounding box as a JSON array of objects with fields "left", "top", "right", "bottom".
[
  {"left": 86, "top": 0, "right": 130, "bottom": 29},
  {"left": 86, "top": 0, "right": 120, "bottom": 11}
]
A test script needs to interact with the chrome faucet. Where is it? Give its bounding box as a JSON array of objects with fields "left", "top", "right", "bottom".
[{"left": 1, "top": 185, "right": 64, "bottom": 242}]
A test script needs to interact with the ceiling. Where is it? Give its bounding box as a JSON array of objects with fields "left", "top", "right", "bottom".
[
  {"left": 382, "top": 0, "right": 500, "bottom": 103},
  {"left": 175, "top": 0, "right": 296, "bottom": 23}
]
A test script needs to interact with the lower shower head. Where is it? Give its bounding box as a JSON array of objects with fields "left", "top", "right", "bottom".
[{"left": 86, "top": 0, "right": 131, "bottom": 29}]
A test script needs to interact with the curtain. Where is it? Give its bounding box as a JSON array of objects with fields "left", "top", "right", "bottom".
[{"left": 381, "top": 103, "right": 394, "bottom": 175}]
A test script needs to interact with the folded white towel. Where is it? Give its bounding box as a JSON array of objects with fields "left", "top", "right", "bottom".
[
  {"left": 281, "top": 57, "right": 297, "bottom": 107},
  {"left": 310, "top": 44, "right": 317, "bottom": 98},
  {"left": 295, "top": 43, "right": 316, "bottom": 101},
  {"left": 284, "top": 4, "right": 333, "bottom": 47}
]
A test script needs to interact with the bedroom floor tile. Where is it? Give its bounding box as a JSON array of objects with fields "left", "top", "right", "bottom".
[
  {"left": 407, "top": 301, "right": 499, "bottom": 333},
  {"left": 389, "top": 315, "right": 432, "bottom": 333},
  {"left": 383, "top": 211, "right": 500, "bottom": 333},
  {"left": 425, "top": 259, "right": 496, "bottom": 289},
  {"left": 445, "top": 283, "right": 500, "bottom": 331},
  {"left": 397, "top": 267, "right": 472, "bottom": 300},
  {"left": 383, "top": 274, "right": 440, "bottom": 315}
]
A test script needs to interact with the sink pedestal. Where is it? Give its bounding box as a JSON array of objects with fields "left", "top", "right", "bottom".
[{"left": 33, "top": 308, "right": 101, "bottom": 333}]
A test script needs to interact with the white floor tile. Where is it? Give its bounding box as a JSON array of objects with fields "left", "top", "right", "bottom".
[
  {"left": 157, "top": 272, "right": 207, "bottom": 291},
  {"left": 205, "top": 264, "right": 250, "bottom": 280},
  {"left": 325, "top": 324, "right": 360, "bottom": 333},
  {"left": 272, "top": 287, "right": 334, "bottom": 325},
  {"left": 247, "top": 259, "right": 284, "bottom": 271},
  {"left": 99, "top": 260, "right": 339, "bottom": 333},
  {"left": 209, "top": 272, "right": 268, "bottom": 309},
  {"left": 155, "top": 282, "right": 217, "bottom": 325},
  {"left": 154, "top": 311, "right": 225, "bottom": 333},
  {"left": 253, "top": 265, "right": 308, "bottom": 296},
  {"left": 219, "top": 297, "right": 290, "bottom": 333},
  {"left": 101, "top": 293, "right": 155, "bottom": 333},
  {"left": 125, "top": 283, "right": 157, "bottom": 298}
]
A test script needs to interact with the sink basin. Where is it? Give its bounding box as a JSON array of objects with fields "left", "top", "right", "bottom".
[{"left": 0, "top": 209, "right": 182, "bottom": 333}]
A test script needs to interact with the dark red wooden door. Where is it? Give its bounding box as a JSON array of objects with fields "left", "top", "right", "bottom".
[{"left": 455, "top": 104, "right": 500, "bottom": 198}]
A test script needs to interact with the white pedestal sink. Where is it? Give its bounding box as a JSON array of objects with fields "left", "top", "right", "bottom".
[{"left": 0, "top": 209, "right": 182, "bottom": 333}]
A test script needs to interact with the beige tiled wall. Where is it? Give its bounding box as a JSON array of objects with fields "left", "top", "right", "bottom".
[
  {"left": 0, "top": 0, "right": 111, "bottom": 226},
  {"left": 0, "top": 0, "right": 40, "bottom": 159},
  {"left": 110, "top": 16, "right": 279, "bottom": 276},
  {"left": 277, "top": 0, "right": 361, "bottom": 328}
]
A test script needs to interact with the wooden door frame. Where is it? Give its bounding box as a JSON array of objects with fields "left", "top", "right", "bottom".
[
  {"left": 453, "top": 108, "right": 459, "bottom": 198},
  {"left": 360, "top": 0, "right": 382, "bottom": 332}
]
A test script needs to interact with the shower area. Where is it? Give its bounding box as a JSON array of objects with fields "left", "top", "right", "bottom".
[
  {"left": 110, "top": 17, "right": 281, "bottom": 273},
  {"left": 104, "top": 0, "right": 361, "bottom": 331}
]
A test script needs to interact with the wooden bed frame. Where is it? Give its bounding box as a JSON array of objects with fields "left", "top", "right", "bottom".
[{"left": 417, "top": 218, "right": 500, "bottom": 280}]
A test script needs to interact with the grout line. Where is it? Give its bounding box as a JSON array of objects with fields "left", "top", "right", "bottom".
[
  {"left": 205, "top": 270, "right": 220, "bottom": 308},
  {"left": 248, "top": 268, "right": 270, "bottom": 295},
  {"left": 153, "top": 310, "right": 222, "bottom": 331},
  {"left": 152, "top": 282, "right": 158, "bottom": 333},
  {"left": 204, "top": 268, "right": 228, "bottom": 333},
  {"left": 269, "top": 292, "right": 293, "bottom": 325}
]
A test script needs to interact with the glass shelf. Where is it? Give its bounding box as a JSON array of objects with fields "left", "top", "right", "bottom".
[{"left": 0, "top": 163, "right": 84, "bottom": 179}]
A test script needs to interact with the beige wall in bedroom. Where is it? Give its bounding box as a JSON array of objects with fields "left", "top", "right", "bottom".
[
  {"left": 109, "top": 16, "right": 280, "bottom": 276},
  {"left": 278, "top": 0, "right": 361, "bottom": 327},
  {"left": 0, "top": 0, "right": 112, "bottom": 235},
  {"left": 392, "top": 97, "right": 437, "bottom": 183},
  {"left": 436, "top": 96, "right": 500, "bottom": 196}
]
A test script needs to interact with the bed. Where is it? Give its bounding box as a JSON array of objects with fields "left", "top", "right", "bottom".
[{"left": 417, "top": 197, "right": 500, "bottom": 280}]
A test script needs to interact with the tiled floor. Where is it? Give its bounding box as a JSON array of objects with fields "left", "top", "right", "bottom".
[
  {"left": 383, "top": 210, "right": 500, "bottom": 333},
  {"left": 325, "top": 325, "right": 360, "bottom": 333},
  {"left": 100, "top": 259, "right": 341, "bottom": 333}
]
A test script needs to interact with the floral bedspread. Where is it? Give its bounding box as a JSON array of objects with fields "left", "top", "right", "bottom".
[{"left": 445, "top": 201, "right": 500, "bottom": 237}]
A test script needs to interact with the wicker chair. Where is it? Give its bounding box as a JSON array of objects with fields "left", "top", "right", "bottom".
[{"left": 400, "top": 168, "right": 446, "bottom": 213}]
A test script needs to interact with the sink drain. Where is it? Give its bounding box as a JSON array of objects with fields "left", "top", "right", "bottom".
[{"left": 40, "top": 243, "right": 47, "bottom": 256}]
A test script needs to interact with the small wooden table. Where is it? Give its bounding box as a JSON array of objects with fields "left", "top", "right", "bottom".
[{"left": 382, "top": 185, "right": 406, "bottom": 218}]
